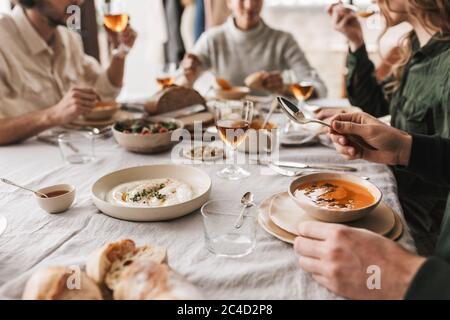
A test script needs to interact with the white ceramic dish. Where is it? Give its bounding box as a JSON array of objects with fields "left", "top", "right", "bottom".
[
  {"left": 91, "top": 165, "right": 212, "bottom": 222},
  {"left": 112, "top": 117, "right": 184, "bottom": 154},
  {"left": 289, "top": 173, "right": 382, "bottom": 223},
  {"left": 35, "top": 184, "right": 76, "bottom": 214},
  {"left": 270, "top": 192, "right": 395, "bottom": 236},
  {"left": 214, "top": 87, "right": 250, "bottom": 100}
]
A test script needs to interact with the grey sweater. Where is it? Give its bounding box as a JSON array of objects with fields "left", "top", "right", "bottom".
[{"left": 192, "top": 17, "right": 328, "bottom": 97}]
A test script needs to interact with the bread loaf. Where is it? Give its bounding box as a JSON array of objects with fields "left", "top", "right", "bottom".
[
  {"left": 113, "top": 259, "right": 202, "bottom": 300},
  {"left": 22, "top": 266, "right": 102, "bottom": 300},
  {"left": 145, "top": 86, "right": 206, "bottom": 115},
  {"left": 86, "top": 239, "right": 168, "bottom": 290}
]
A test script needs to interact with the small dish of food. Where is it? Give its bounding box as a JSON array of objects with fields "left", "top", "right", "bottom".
[
  {"left": 289, "top": 173, "right": 382, "bottom": 223},
  {"left": 112, "top": 117, "right": 184, "bottom": 154},
  {"left": 35, "top": 184, "right": 76, "bottom": 214},
  {"left": 183, "top": 145, "right": 224, "bottom": 161},
  {"left": 214, "top": 87, "right": 250, "bottom": 100},
  {"left": 83, "top": 101, "right": 120, "bottom": 121},
  {"left": 214, "top": 77, "right": 250, "bottom": 100}
]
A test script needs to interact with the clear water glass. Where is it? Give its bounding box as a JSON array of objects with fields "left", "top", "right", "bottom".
[
  {"left": 58, "top": 132, "right": 95, "bottom": 165},
  {"left": 202, "top": 199, "right": 257, "bottom": 258}
]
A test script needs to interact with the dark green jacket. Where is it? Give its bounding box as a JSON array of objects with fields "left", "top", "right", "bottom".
[
  {"left": 404, "top": 134, "right": 450, "bottom": 299},
  {"left": 347, "top": 36, "right": 450, "bottom": 255}
]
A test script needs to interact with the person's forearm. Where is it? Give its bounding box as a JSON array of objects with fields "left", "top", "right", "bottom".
[
  {"left": 346, "top": 45, "right": 390, "bottom": 118},
  {"left": 0, "top": 109, "right": 56, "bottom": 145},
  {"left": 107, "top": 56, "right": 126, "bottom": 88},
  {"left": 404, "top": 134, "right": 450, "bottom": 187}
]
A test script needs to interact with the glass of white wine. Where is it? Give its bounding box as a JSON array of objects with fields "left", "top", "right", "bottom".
[
  {"left": 103, "top": 0, "right": 130, "bottom": 56},
  {"left": 215, "top": 100, "right": 254, "bottom": 180}
]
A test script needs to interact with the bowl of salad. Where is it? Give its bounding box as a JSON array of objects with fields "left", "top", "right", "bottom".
[{"left": 112, "top": 117, "right": 184, "bottom": 154}]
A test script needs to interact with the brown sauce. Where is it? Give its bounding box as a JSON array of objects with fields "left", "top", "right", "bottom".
[{"left": 43, "top": 190, "right": 69, "bottom": 198}]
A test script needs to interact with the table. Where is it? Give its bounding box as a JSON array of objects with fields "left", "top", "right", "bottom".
[{"left": 0, "top": 121, "right": 416, "bottom": 300}]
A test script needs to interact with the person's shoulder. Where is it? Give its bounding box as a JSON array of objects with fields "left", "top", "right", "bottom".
[
  {"left": 268, "top": 25, "right": 296, "bottom": 41},
  {"left": 0, "top": 13, "right": 17, "bottom": 38},
  {"left": 198, "top": 22, "right": 228, "bottom": 42}
]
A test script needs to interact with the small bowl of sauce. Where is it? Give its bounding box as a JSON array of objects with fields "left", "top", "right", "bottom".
[{"left": 35, "top": 184, "right": 76, "bottom": 214}]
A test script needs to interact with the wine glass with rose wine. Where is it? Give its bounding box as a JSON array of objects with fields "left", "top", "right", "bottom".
[
  {"left": 215, "top": 100, "right": 254, "bottom": 180},
  {"left": 103, "top": 0, "right": 130, "bottom": 56}
]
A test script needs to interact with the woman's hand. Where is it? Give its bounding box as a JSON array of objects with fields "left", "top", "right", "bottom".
[
  {"left": 328, "top": 112, "right": 412, "bottom": 166},
  {"left": 180, "top": 53, "right": 202, "bottom": 87},
  {"left": 327, "top": 1, "right": 364, "bottom": 52},
  {"left": 261, "top": 71, "right": 284, "bottom": 94}
]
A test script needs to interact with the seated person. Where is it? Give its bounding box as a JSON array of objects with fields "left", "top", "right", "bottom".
[
  {"left": 0, "top": 0, "right": 137, "bottom": 145},
  {"left": 181, "top": 0, "right": 327, "bottom": 97},
  {"left": 295, "top": 112, "right": 450, "bottom": 299},
  {"left": 321, "top": 0, "right": 450, "bottom": 255}
]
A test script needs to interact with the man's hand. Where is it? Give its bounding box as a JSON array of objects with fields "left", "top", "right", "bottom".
[
  {"left": 261, "top": 71, "right": 284, "bottom": 94},
  {"left": 327, "top": 1, "right": 364, "bottom": 52},
  {"left": 315, "top": 108, "right": 349, "bottom": 122},
  {"left": 329, "top": 112, "right": 412, "bottom": 166},
  {"left": 48, "top": 88, "right": 98, "bottom": 125},
  {"left": 107, "top": 25, "right": 138, "bottom": 52},
  {"left": 294, "top": 221, "right": 426, "bottom": 300},
  {"left": 180, "top": 53, "right": 202, "bottom": 87}
]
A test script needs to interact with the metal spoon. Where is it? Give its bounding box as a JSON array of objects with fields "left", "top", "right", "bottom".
[
  {"left": 234, "top": 192, "right": 255, "bottom": 229},
  {"left": 277, "top": 97, "right": 377, "bottom": 151},
  {"left": 0, "top": 178, "right": 48, "bottom": 198}
]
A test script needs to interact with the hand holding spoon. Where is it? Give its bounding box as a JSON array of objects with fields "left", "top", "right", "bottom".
[
  {"left": 277, "top": 97, "right": 377, "bottom": 151},
  {"left": 0, "top": 178, "right": 49, "bottom": 198},
  {"left": 234, "top": 192, "right": 255, "bottom": 229}
]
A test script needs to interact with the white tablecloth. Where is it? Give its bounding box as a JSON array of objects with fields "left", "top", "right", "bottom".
[{"left": 0, "top": 124, "right": 416, "bottom": 300}]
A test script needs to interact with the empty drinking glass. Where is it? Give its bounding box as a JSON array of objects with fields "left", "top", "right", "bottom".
[
  {"left": 202, "top": 199, "right": 257, "bottom": 258},
  {"left": 58, "top": 132, "right": 95, "bottom": 165}
]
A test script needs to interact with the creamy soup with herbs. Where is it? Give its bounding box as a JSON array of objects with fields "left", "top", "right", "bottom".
[
  {"left": 107, "top": 178, "right": 194, "bottom": 208},
  {"left": 295, "top": 180, "right": 375, "bottom": 210}
]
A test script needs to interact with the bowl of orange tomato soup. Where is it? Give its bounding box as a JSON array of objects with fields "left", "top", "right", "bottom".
[{"left": 289, "top": 173, "right": 382, "bottom": 223}]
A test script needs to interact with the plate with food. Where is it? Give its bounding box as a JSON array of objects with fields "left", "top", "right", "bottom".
[
  {"left": 83, "top": 101, "right": 120, "bottom": 121},
  {"left": 112, "top": 117, "right": 184, "bottom": 154},
  {"left": 214, "top": 77, "right": 250, "bottom": 100},
  {"left": 92, "top": 165, "right": 212, "bottom": 222},
  {"left": 182, "top": 145, "right": 224, "bottom": 161}
]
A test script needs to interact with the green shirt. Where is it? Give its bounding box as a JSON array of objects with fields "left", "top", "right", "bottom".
[
  {"left": 347, "top": 36, "right": 450, "bottom": 255},
  {"left": 346, "top": 35, "right": 450, "bottom": 137},
  {"left": 403, "top": 134, "right": 450, "bottom": 299}
]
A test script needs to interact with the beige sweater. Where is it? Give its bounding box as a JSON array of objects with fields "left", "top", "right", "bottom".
[{"left": 192, "top": 17, "right": 327, "bottom": 97}]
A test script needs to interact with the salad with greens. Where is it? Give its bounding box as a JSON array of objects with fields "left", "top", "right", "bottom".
[{"left": 115, "top": 120, "right": 178, "bottom": 135}]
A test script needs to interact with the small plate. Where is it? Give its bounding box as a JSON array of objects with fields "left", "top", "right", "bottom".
[
  {"left": 182, "top": 145, "right": 224, "bottom": 161},
  {"left": 258, "top": 193, "right": 404, "bottom": 244},
  {"left": 258, "top": 197, "right": 296, "bottom": 244}
]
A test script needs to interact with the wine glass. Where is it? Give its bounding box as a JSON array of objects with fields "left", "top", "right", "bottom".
[
  {"left": 103, "top": 0, "right": 130, "bottom": 56},
  {"left": 156, "top": 63, "right": 177, "bottom": 90},
  {"left": 283, "top": 70, "right": 316, "bottom": 134},
  {"left": 215, "top": 100, "right": 254, "bottom": 180}
]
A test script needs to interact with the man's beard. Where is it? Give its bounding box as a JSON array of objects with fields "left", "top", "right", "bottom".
[{"left": 35, "top": 1, "right": 68, "bottom": 28}]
